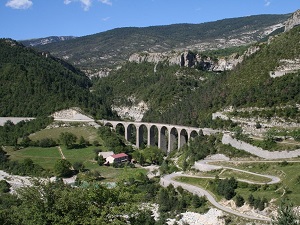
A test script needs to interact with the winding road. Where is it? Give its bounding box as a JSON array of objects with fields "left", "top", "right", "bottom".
[{"left": 160, "top": 159, "right": 282, "bottom": 222}]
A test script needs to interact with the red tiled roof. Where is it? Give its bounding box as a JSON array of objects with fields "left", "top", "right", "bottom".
[{"left": 112, "top": 153, "right": 128, "bottom": 159}]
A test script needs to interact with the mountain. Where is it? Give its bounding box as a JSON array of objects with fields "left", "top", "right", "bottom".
[
  {"left": 93, "top": 21, "right": 300, "bottom": 126},
  {"left": 28, "top": 14, "right": 290, "bottom": 76},
  {"left": 20, "top": 36, "right": 76, "bottom": 47},
  {"left": 0, "top": 39, "right": 112, "bottom": 118}
]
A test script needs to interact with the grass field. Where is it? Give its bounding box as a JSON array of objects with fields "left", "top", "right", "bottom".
[
  {"left": 218, "top": 169, "right": 272, "bottom": 183},
  {"left": 29, "top": 125, "right": 104, "bottom": 144},
  {"left": 5, "top": 145, "right": 147, "bottom": 182},
  {"left": 61, "top": 146, "right": 96, "bottom": 165},
  {"left": 84, "top": 161, "right": 147, "bottom": 182},
  {"left": 6, "top": 147, "right": 61, "bottom": 170}
]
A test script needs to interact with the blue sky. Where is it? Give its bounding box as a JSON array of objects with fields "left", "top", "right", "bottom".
[{"left": 1, "top": 0, "right": 299, "bottom": 40}]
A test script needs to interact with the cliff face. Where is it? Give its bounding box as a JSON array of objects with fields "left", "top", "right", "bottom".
[
  {"left": 285, "top": 10, "right": 300, "bottom": 32},
  {"left": 129, "top": 46, "right": 260, "bottom": 72}
]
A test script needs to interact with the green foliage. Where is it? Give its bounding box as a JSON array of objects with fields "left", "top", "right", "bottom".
[
  {"left": 54, "top": 159, "right": 72, "bottom": 177},
  {"left": 0, "top": 179, "right": 158, "bottom": 225},
  {"left": 180, "top": 134, "right": 235, "bottom": 167},
  {"left": 0, "top": 180, "right": 11, "bottom": 193},
  {"left": 0, "top": 39, "right": 113, "bottom": 118},
  {"left": 214, "top": 177, "right": 238, "bottom": 200},
  {"left": 0, "top": 117, "right": 53, "bottom": 146},
  {"left": 72, "top": 161, "right": 85, "bottom": 172},
  {"left": 97, "top": 155, "right": 106, "bottom": 166},
  {"left": 159, "top": 160, "right": 179, "bottom": 175},
  {"left": 272, "top": 199, "right": 299, "bottom": 225},
  {"left": 59, "top": 132, "right": 77, "bottom": 149},
  {"left": 133, "top": 146, "right": 165, "bottom": 165},
  {"left": 0, "top": 151, "right": 45, "bottom": 177},
  {"left": 97, "top": 126, "right": 133, "bottom": 154},
  {"left": 235, "top": 194, "right": 245, "bottom": 207},
  {"left": 157, "top": 185, "right": 207, "bottom": 216},
  {"left": 248, "top": 194, "right": 255, "bottom": 207}
]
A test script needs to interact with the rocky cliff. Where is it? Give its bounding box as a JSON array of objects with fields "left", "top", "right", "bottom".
[
  {"left": 285, "top": 10, "right": 300, "bottom": 32},
  {"left": 129, "top": 45, "right": 260, "bottom": 72}
]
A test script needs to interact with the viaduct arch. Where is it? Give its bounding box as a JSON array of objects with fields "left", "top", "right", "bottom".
[{"left": 99, "top": 120, "right": 218, "bottom": 153}]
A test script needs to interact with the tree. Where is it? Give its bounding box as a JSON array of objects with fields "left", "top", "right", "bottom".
[
  {"left": 79, "top": 136, "right": 88, "bottom": 147},
  {"left": 192, "top": 195, "right": 205, "bottom": 208},
  {"left": 0, "top": 180, "right": 11, "bottom": 193},
  {"left": 97, "top": 155, "right": 106, "bottom": 166},
  {"left": 272, "top": 199, "right": 299, "bottom": 225},
  {"left": 73, "top": 161, "right": 85, "bottom": 172},
  {"left": 59, "top": 132, "right": 77, "bottom": 149},
  {"left": 248, "top": 194, "right": 255, "bottom": 207},
  {"left": 54, "top": 159, "right": 72, "bottom": 177},
  {"left": 235, "top": 194, "right": 245, "bottom": 207}
]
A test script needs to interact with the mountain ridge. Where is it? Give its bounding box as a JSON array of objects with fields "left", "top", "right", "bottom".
[{"left": 24, "top": 13, "right": 290, "bottom": 77}]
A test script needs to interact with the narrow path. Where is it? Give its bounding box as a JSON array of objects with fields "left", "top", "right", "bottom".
[
  {"left": 57, "top": 146, "right": 66, "bottom": 159},
  {"left": 57, "top": 146, "right": 74, "bottom": 170},
  {"left": 160, "top": 172, "right": 271, "bottom": 222}
]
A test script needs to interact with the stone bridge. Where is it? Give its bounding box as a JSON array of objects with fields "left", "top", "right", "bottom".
[{"left": 99, "top": 120, "right": 218, "bottom": 153}]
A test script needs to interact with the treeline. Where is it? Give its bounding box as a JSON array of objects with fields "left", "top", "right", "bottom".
[
  {"left": 157, "top": 184, "right": 207, "bottom": 216},
  {"left": 0, "top": 117, "right": 53, "bottom": 146},
  {"left": 0, "top": 39, "right": 113, "bottom": 119},
  {"left": 0, "top": 147, "right": 45, "bottom": 177}
]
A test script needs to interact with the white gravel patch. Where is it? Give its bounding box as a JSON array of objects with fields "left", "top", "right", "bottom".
[
  {"left": 0, "top": 170, "right": 33, "bottom": 193},
  {"left": 0, "top": 170, "right": 77, "bottom": 193},
  {"left": 168, "top": 208, "right": 225, "bottom": 225},
  {"left": 52, "top": 108, "right": 93, "bottom": 121}
]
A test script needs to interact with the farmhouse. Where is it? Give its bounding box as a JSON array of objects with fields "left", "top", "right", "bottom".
[{"left": 106, "top": 153, "right": 128, "bottom": 164}]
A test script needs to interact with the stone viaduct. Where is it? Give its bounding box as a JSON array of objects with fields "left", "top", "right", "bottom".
[{"left": 99, "top": 120, "right": 218, "bottom": 153}]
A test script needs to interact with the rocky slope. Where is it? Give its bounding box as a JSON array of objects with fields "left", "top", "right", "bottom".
[
  {"left": 21, "top": 36, "right": 76, "bottom": 47},
  {"left": 129, "top": 45, "right": 260, "bottom": 72},
  {"left": 28, "top": 14, "right": 290, "bottom": 77}
]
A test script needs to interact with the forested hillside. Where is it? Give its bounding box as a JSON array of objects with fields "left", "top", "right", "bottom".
[
  {"left": 94, "top": 25, "right": 300, "bottom": 127},
  {"left": 0, "top": 39, "right": 112, "bottom": 118},
  {"left": 32, "top": 14, "right": 289, "bottom": 72}
]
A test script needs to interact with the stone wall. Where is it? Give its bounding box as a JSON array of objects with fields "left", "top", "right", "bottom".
[{"left": 222, "top": 134, "right": 300, "bottom": 159}]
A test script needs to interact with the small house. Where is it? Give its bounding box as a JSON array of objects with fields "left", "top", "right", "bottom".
[{"left": 106, "top": 153, "right": 128, "bottom": 164}]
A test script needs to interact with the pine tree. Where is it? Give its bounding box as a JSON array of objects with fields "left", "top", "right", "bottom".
[{"left": 272, "top": 199, "right": 299, "bottom": 225}]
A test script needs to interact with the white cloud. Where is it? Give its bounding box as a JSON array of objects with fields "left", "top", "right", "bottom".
[
  {"left": 264, "top": 0, "right": 271, "bottom": 7},
  {"left": 5, "top": 0, "right": 33, "bottom": 9},
  {"left": 63, "top": 0, "right": 112, "bottom": 11},
  {"left": 102, "top": 17, "right": 110, "bottom": 21},
  {"left": 99, "top": 0, "right": 112, "bottom": 6},
  {"left": 64, "top": 0, "right": 92, "bottom": 11}
]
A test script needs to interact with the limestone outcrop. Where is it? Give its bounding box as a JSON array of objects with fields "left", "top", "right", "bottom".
[
  {"left": 270, "top": 59, "right": 300, "bottom": 78},
  {"left": 112, "top": 100, "right": 149, "bottom": 122},
  {"left": 284, "top": 10, "right": 300, "bottom": 32},
  {"left": 129, "top": 50, "right": 247, "bottom": 72}
]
